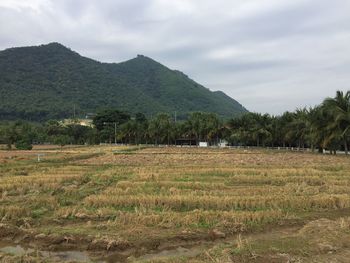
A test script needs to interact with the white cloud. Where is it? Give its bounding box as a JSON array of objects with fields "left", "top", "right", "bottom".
[{"left": 0, "top": 0, "right": 51, "bottom": 12}]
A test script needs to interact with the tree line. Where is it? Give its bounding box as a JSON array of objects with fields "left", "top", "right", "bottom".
[{"left": 0, "top": 90, "right": 349, "bottom": 154}]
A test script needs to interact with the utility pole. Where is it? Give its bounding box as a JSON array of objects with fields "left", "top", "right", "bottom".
[
  {"left": 174, "top": 111, "right": 177, "bottom": 123},
  {"left": 114, "top": 122, "right": 117, "bottom": 145},
  {"left": 73, "top": 104, "right": 76, "bottom": 119}
]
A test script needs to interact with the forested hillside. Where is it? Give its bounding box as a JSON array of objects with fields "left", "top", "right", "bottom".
[{"left": 0, "top": 43, "right": 247, "bottom": 121}]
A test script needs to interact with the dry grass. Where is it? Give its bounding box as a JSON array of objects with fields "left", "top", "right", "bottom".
[{"left": 0, "top": 145, "right": 349, "bottom": 260}]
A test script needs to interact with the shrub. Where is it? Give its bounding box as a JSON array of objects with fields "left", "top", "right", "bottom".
[{"left": 15, "top": 140, "right": 33, "bottom": 150}]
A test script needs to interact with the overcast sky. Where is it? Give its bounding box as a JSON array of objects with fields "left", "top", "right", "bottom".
[{"left": 1, "top": 0, "right": 349, "bottom": 114}]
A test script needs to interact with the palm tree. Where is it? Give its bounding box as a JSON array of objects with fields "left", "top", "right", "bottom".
[
  {"left": 227, "top": 113, "right": 254, "bottom": 146},
  {"left": 148, "top": 113, "right": 172, "bottom": 145},
  {"left": 278, "top": 111, "right": 294, "bottom": 147},
  {"left": 253, "top": 113, "right": 272, "bottom": 147},
  {"left": 323, "top": 91, "right": 350, "bottom": 154},
  {"left": 228, "top": 113, "right": 272, "bottom": 147},
  {"left": 203, "top": 113, "right": 221, "bottom": 144},
  {"left": 186, "top": 112, "right": 204, "bottom": 145},
  {"left": 119, "top": 120, "right": 137, "bottom": 144},
  {"left": 285, "top": 108, "right": 310, "bottom": 149},
  {"left": 307, "top": 106, "right": 324, "bottom": 152}
]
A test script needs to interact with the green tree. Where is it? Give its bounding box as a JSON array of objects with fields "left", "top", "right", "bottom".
[
  {"left": 66, "top": 124, "right": 93, "bottom": 145},
  {"left": 323, "top": 91, "right": 350, "bottom": 154},
  {"left": 93, "top": 109, "right": 130, "bottom": 143},
  {"left": 228, "top": 113, "right": 272, "bottom": 147},
  {"left": 285, "top": 108, "right": 310, "bottom": 149},
  {"left": 0, "top": 121, "right": 37, "bottom": 149},
  {"left": 148, "top": 113, "right": 172, "bottom": 145},
  {"left": 186, "top": 112, "right": 203, "bottom": 144},
  {"left": 15, "top": 139, "right": 33, "bottom": 150},
  {"left": 135, "top": 113, "right": 149, "bottom": 144},
  {"left": 53, "top": 135, "right": 71, "bottom": 149},
  {"left": 119, "top": 120, "right": 137, "bottom": 144}
]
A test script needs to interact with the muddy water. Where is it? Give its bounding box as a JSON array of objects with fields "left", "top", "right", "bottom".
[
  {"left": 0, "top": 239, "right": 207, "bottom": 262},
  {"left": 0, "top": 240, "right": 101, "bottom": 262}
]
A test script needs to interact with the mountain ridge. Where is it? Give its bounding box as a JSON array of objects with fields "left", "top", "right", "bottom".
[{"left": 0, "top": 42, "right": 247, "bottom": 121}]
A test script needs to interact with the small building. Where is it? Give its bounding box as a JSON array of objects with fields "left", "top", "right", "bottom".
[
  {"left": 218, "top": 140, "right": 228, "bottom": 148},
  {"left": 199, "top": 142, "right": 208, "bottom": 147},
  {"left": 79, "top": 119, "right": 94, "bottom": 128},
  {"left": 60, "top": 118, "right": 94, "bottom": 128}
]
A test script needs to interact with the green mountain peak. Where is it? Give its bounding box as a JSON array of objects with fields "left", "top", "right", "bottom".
[{"left": 0, "top": 43, "right": 247, "bottom": 121}]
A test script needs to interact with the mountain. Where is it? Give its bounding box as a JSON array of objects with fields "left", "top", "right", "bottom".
[{"left": 0, "top": 42, "right": 247, "bottom": 121}]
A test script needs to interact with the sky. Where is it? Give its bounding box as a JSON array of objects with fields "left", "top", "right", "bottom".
[{"left": 0, "top": 0, "right": 349, "bottom": 114}]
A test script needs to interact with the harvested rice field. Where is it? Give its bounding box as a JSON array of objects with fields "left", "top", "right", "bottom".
[{"left": 0, "top": 146, "right": 350, "bottom": 262}]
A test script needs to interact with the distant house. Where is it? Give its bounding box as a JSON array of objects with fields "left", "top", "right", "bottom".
[
  {"left": 79, "top": 119, "right": 94, "bottom": 127},
  {"left": 218, "top": 140, "right": 228, "bottom": 148},
  {"left": 199, "top": 142, "right": 208, "bottom": 147},
  {"left": 60, "top": 118, "right": 94, "bottom": 128}
]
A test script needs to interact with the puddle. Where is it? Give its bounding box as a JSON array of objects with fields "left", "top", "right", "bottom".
[
  {"left": 0, "top": 241, "right": 101, "bottom": 262},
  {"left": 0, "top": 241, "right": 205, "bottom": 262},
  {"left": 0, "top": 244, "right": 35, "bottom": 256}
]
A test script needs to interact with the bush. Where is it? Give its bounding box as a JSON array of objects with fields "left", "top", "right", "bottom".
[{"left": 15, "top": 140, "right": 33, "bottom": 150}]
